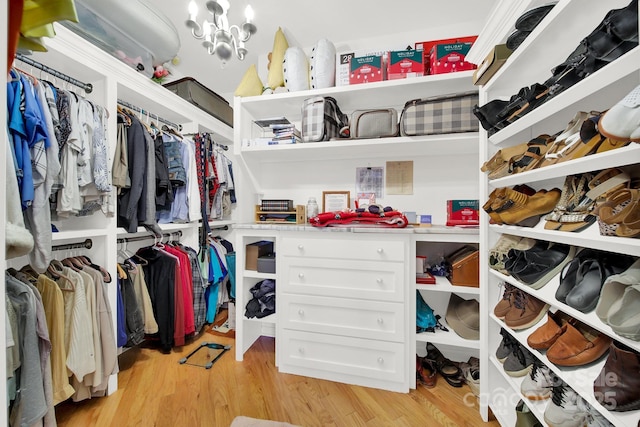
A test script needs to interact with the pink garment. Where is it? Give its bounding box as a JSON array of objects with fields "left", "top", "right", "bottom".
[{"left": 164, "top": 245, "right": 195, "bottom": 336}]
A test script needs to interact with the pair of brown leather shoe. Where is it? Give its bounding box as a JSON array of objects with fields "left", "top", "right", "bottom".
[
  {"left": 594, "top": 341, "right": 640, "bottom": 412},
  {"left": 528, "top": 310, "right": 611, "bottom": 366},
  {"left": 495, "top": 285, "right": 549, "bottom": 330},
  {"left": 416, "top": 354, "right": 437, "bottom": 388},
  {"left": 484, "top": 186, "right": 562, "bottom": 227}
]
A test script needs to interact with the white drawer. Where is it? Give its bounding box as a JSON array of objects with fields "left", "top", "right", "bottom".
[
  {"left": 280, "top": 294, "right": 404, "bottom": 342},
  {"left": 281, "top": 257, "right": 404, "bottom": 301},
  {"left": 279, "top": 329, "right": 405, "bottom": 386},
  {"left": 281, "top": 235, "right": 406, "bottom": 262}
]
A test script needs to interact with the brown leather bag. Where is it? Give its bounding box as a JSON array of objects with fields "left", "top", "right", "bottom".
[{"left": 446, "top": 245, "right": 479, "bottom": 287}]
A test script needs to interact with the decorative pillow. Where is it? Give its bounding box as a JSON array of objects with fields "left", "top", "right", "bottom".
[
  {"left": 234, "top": 64, "right": 264, "bottom": 97},
  {"left": 309, "top": 39, "right": 336, "bottom": 89},
  {"left": 267, "top": 27, "right": 289, "bottom": 90},
  {"left": 283, "top": 47, "right": 309, "bottom": 92}
]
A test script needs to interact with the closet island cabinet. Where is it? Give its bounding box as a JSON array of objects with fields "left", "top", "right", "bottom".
[
  {"left": 233, "top": 71, "right": 483, "bottom": 395},
  {"left": 475, "top": 0, "right": 640, "bottom": 426},
  {"left": 2, "top": 22, "right": 233, "bottom": 414}
]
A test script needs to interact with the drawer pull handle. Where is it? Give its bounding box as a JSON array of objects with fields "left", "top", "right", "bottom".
[
  {"left": 377, "top": 318, "right": 384, "bottom": 325},
  {"left": 377, "top": 248, "right": 384, "bottom": 254},
  {"left": 377, "top": 357, "right": 384, "bottom": 364},
  {"left": 298, "top": 347, "right": 305, "bottom": 355},
  {"left": 298, "top": 244, "right": 304, "bottom": 250},
  {"left": 298, "top": 273, "right": 304, "bottom": 279},
  {"left": 298, "top": 309, "right": 305, "bottom": 316},
  {"left": 376, "top": 278, "right": 383, "bottom": 284}
]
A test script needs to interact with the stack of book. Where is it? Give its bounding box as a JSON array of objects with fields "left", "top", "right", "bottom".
[{"left": 249, "top": 117, "right": 302, "bottom": 146}]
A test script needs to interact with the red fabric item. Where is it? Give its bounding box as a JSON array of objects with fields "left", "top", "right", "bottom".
[
  {"left": 310, "top": 210, "right": 408, "bottom": 228},
  {"left": 8, "top": 0, "right": 24, "bottom": 74},
  {"left": 165, "top": 246, "right": 195, "bottom": 336},
  {"left": 172, "top": 261, "right": 185, "bottom": 347}
]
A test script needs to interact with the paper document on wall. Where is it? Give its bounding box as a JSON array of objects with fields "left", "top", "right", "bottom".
[{"left": 386, "top": 161, "right": 413, "bottom": 195}]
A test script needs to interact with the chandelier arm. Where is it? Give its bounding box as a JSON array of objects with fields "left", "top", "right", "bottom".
[{"left": 191, "top": 26, "right": 205, "bottom": 39}]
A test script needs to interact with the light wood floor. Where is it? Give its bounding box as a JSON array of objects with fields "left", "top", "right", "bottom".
[{"left": 55, "top": 331, "right": 500, "bottom": 427}]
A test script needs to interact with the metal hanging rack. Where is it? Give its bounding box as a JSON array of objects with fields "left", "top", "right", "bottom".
[
  {"left": 14, "top": 53, "right": 94, "bottom": 94},
  {"left": 117, "top": 99, "right": 182, "bottom": 131},
  {"left": 187, "top": 132, "right": 228, "bottom": 151},
  {"left": 52, "top": 239, "right": 93, "bottom": 251},
  {"left": 117, "top": 230, "right": 182, "bottom": 244}
]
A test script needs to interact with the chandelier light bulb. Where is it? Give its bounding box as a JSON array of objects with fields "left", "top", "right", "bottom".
[
  {"left": 188, "top": 0, "right": 198, "bottom": 19},
  {"left": 244, "top": 5, "right": 254, "bottom": 23}
]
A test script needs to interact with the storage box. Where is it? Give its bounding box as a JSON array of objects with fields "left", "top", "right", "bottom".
[
  {"left": 415, "top": 36, "right": 477, "bottom": 75},
  {"left": 163, "top": 77, "right": 233, "bottom": 127},
  {"left": 446, "top": 200, "right": 480, "bottom": 227},
  {"left": 399, "top": 91, "right": 479, "bottom": 136},
  {"left": 387, "top": 50, "right": 424, "bottom": 80},
  {"left": 430, "top": 42, "right": 477, "bottom": 75},
  {"left": 257, "top": 253, "right": 276, "bottom": 274},
  {"left": 445, "top": 245, "right": 479, "bottom": 287},
  {"left": 349, "top": 55, "right": 385, "bottom": 85},
  {"left": 245, "top": 241, "right": 274, "bottom": 271},
  {"left": 473, "top": 44, "right": 513, "bottom": 86},
  {"left": 336, "top": 49, "right": 388, "bottom": 86}
]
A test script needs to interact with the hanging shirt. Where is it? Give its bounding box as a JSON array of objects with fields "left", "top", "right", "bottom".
[{"left": 7, "top": 70, "right": 34, "bottom": 208}]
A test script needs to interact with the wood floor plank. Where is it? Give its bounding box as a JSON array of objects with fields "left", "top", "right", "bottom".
[{"left": 55, "top": 332, "right": 500, "bottom": 427}]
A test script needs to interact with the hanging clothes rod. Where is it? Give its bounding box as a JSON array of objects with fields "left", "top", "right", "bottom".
[
  {"left": 117, "top": 230, "right": 182, "bottom": 244},
  {"left": 52, "top": 239, "right": 93, "bottom": 251},
  {"left": 185, "top": 132, "right": 229, "bottom": 151},
  {"left": 208, "top": 224, "right": 229, "bottom": 230},
  {"left": 14, "top": 53, "right": 94, "bottom": 94},
  {"left": 117, "top": 99, "right": 182, "bottom": 131}
]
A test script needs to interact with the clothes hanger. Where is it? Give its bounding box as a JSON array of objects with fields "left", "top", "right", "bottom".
[
  {"left": 46, "top": 260, "right": 75, "bottom": 291},
  {"left": 62, "top": 257, "right": 84, "bottom": 272},
  {"left": 116, "top": 263, "right": 128, "bottom": 280}
]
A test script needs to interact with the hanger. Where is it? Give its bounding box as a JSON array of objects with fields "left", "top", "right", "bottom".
[
  {"left": 47, "top": 260, "right": 75, "bottom": 291},
  {"left": 116, "top": 263, "right": 128, "bottom": 280},
  {"left": 62, "top": 257, "right": 84, "bottom": 272}
]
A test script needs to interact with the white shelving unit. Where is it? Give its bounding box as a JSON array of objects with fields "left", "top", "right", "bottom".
[
  {"left": 2, "top": 23, "right": 233, "bottom": 413},
  {"left": 477, "top": 1, "right": 640, "bottom": 426}
]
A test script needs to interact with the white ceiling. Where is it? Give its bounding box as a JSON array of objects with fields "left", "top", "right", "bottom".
[{"left": 152, "top": 0, "right": 498, "bottom": 101}]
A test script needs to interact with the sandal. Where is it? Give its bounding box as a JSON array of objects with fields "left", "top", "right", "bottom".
[
  {"left": 508, "top": 134, "right": 552, "bottom": 173},
  {"left": 426, "top": 343, "right": 463, "bottom": 387},
  {"left": 597, "top": 188, "right": 640, "bottom": 236},
  {"left": 481, "top": 141, "right": 529, "bottom": 174},
  {"left": 556, "top": 113, "right": 606, "bottom": 163},
  {"left": 534, "top": 111, "right": 589, "bottom": 168}
]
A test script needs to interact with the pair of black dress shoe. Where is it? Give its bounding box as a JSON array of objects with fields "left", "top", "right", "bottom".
[
  {"left": 556, "top": 248, "right": 636, "bottom": 313},
  {"left": 505, "top": 241, "right": 575, "bottom": 290}
]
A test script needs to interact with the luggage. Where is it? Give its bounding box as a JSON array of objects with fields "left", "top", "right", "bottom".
[
  {"left": 301, "top": 96, "right": 349, "bottom": 142},
  {"left": 351, "top": 109, "right": 399, "bottom": 138},
  {"left": 399, "top": 91, "right": 479, "bottom": 136},
  {"left": 164, "top": 77, "right": 234, "bottom": 127},
  {"left": 445, "top": 245, "right": 480, "bottom": 287}
]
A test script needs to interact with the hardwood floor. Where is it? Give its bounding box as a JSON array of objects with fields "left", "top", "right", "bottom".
[{"left": 55, "top": 331, "right": 500, "bottom": 427}]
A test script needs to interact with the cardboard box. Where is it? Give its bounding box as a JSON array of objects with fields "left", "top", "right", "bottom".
[
  {"left": 257, "top": 254, "right": 276, "bottom": 274},
  {"left": 336, "top": 49, "right": 388, "bottom": 86},
  {"left": 387, "top": 50, "right": 424, "bottom": 80},
  {"left": 245, "top": 241, "right": 274, "bottom": 271},
  {"left": 446, "top": 200, "right": 479, "bottom": 227},
  {"left": 349, "top": 55, "right": 385, "bottom": 85},
  {"left": 430, "top": 42, "right": 477, "bottom": 75},
  {"left": 473, "top": 44, "right": 513, "bottom": 86},
  {"left": 415, "top": 36, "right": 477, "bottom": 75}
]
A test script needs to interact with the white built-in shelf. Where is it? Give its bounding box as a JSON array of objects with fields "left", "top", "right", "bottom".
[
  {"left": 116, "top": 222, "right": 200, "bottom": 238},
  {"left": 243, "top": 270, "right": 276, "bottom": 280},
  {"left": 245, "top": 313, "right": 277, "bottom": 324},
  {"left": 240, "top": 134, "right": 479, "bottom": 163},
  {"left": 238, "top": 71, "right": 477, "bottom": 119},
  {"left": 493, "top": 314, "right": 639, "bottom": 427},
  {"left": 488, "top": 222, "right": 640, "bottom": 258},
  {"left": 417, "top": 276, "right": 481, "bottom": 295},
  {"left": 52, "top": 228, "right": 109, "bottom": 241},
  {"left": 416, "top": 327, "right": 480, "bottom": 350}
]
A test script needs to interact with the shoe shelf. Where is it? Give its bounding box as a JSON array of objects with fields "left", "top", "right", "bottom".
[
  {"left": 484, "top": 0, "right": 635, "bottom": 96},
  {"left": 243, "top": 270, "right": 277, "bottom": 280},
  {"left": 491, "top": 314, "right": 639, "bottom": 427},
  {"left": 488, "top": 222, "right": 640, "bottom": 258},
  {"left": 488, "top": 355, "right": 548, "bottom": 427},
  {"left": 490, "top": 268, "right": 640, "bottom": 354},
  {"left": 245, "top": 313, "right": 277, "bottom": 324}
]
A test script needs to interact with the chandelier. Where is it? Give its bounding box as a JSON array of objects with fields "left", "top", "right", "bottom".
[{"left": 186, "top": 0, "right": 257, "bottom": 62}]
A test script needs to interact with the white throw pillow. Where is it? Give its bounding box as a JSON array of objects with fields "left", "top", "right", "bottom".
[
  {"left": 309, "top": 39, "right": 336, "bottom": 89},
  {"left": 283, "top": 47, "right": 309, "bottom": 92}
]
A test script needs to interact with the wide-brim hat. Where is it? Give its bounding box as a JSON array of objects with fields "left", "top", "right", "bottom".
[{"left": 445, "top": 293, "right": 480, "bottom": 340}]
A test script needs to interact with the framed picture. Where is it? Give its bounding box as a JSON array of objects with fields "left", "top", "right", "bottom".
[{"left": 322, "top": 191, "right": 350, "bottom": 212}]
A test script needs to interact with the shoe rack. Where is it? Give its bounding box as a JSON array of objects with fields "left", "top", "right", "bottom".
[{"left": 475, "top": 0, "right": 640, "bottom": 426}]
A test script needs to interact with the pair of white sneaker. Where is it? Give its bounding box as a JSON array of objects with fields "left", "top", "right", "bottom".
[
  {"left": 600, "top": 84, "right": 640, "bottom": 142},
  {"left": 520, "top": 362, "right": 612, "bottom": 427}
]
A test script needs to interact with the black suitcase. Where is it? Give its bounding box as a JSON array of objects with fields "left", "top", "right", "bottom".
[{"left": 164, "top": 77, "right": 233, "bottom": 127}]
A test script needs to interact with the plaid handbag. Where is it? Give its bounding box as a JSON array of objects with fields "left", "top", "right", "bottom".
[
  {"left": 301, "top": 96, "right": 349, "bottom": 142},
  {"left": 400, "top": 91, "right": 479, "bottom": 136}
]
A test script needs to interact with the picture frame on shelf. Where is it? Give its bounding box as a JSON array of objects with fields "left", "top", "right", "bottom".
[{"left": 322, "top": 191, "right": 350, "bottom": 212}]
